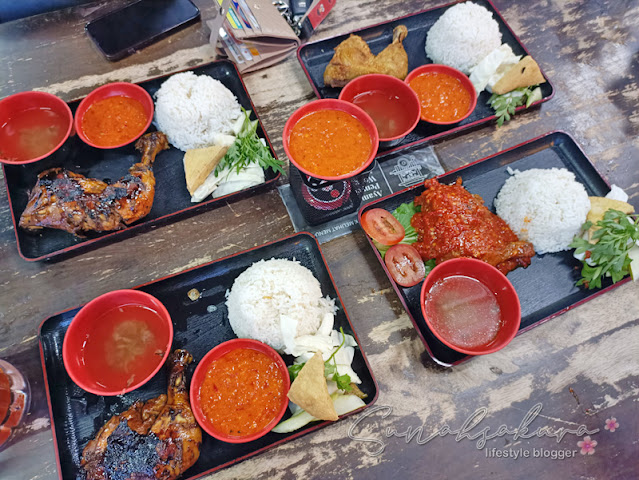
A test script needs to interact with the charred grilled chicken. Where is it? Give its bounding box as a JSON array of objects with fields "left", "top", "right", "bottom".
[
  {"left": 323, "top": 25, "right": 409, "bottom": 87},
  {"left": 19, "top": 131, "right": 169, "bottom": 236},
  {"left": 81, "top": 349, "right": 202, "bottom": 480},
  {"left": 411, "top": 178, "right": 535, "bottom": 274}
]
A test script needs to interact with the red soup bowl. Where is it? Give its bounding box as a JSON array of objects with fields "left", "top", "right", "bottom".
[
  {"left": 62, "top": 289, "right": 173, "bottom": 396},
  {"left": 190, "top": 338, "right": 290, "bottom": 443},
  {"left": 339, "top": 74, "right": 421, "bottom": 149},
  {"left": 74, "top": 82, "right": 154, "bottom": 149},
  {"left": 0, "top": 91, "right": 73, "bottom": 164},
  {"left": 405, "top": 64, "right": 478, "bottom": 125},
  {"left": 420, "top": 258, "right": 521, "bottom": 356},
  {"left": 282, "top": 98, "right": 379, "bottom": 182}
]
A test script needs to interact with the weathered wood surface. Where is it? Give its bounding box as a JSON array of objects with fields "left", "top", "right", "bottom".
[{"left": 1, "top": 1, "right": 638, "bottom": 479}]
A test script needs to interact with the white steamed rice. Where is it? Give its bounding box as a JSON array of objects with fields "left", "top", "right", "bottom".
[
  {"left": 226, "top": 258, "right": 336, "bottom": 352},
  {"left": 154, "top": 71, "right": 241, "bottom": 151},
  {"left": 494, "top": 168, "right": 591, "bottom": 254},
  {"left": 425, "top": 2, "right": 502, "bottom": 74}
]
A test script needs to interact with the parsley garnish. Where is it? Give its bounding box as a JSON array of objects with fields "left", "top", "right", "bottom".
[
  {"left": 215, "top": 108, "right": 286, "bottom": 177},
  {"left": 569, "top": 209, "right": 639, "bottom": 289},
  {"left": 488, "top": 86, "right": 542, "bottom": 127}
]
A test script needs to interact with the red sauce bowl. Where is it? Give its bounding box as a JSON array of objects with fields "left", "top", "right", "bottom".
[
  {"left": 0, "top": 91, "right": 73, "bottom": 165},
  {"left": 74, "top": 82, "right": 154, "bottom": 149},
  {"left": 62, "top": 289, "right": 173, "bottom": 396},
  {"left": 282, "top": 99, "right": 379, "bottom": 182},
  {"left": 405, "top": 64, "right": 478, "bottom": 125},
  {"left": 338, "top": 74, "right": 421, "bottom": 149},
  {"left": 420, "top": 258, "right": 521, "bottom": 356},
  {"left": 190, "top": 338, "right": 290, "bottom": 443}
]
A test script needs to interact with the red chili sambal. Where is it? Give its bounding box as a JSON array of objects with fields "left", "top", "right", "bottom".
[
  {"left": 411, "top": 178, "right": 535, "bottom": 274},
  {"left": 409, "top": 72, "right": 472, "bottom": 123},
  {"left": 288, "top": 109, "right": 372, "bottom": 177},
  {"left": 81, "top": 95, "right": 148, "bottom": 147},
  {"left": 199, "top": 348, "right": 286, "bottom": 437}
]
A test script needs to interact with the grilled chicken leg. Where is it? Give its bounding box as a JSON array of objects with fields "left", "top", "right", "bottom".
[
  {"left": 19, "top": 131, "right": 169, "bottom": 236},
  {"left": 81, "top": 349, "right": 202, "bottom": 480},
  {"left": 323, "top": 25, "right": 409, "bottom": 87}
]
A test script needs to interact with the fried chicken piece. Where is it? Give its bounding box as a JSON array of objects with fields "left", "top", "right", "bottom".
[
  {"left": 323, "top": 25, "right": 409, "bottom": 87},
  {"left": 81, "top": 350, "right": 202, "bottom": 480},
  {"left": 18, "top": 131, "right": 169, "bottom": 236},
  {"left": 411, "top": 178, "right": 535, "bottom": 274}
]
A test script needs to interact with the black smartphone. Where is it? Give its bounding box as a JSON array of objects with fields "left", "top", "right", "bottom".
[{"left": 86, "top": 0, "right": 201, "bottom": 61}]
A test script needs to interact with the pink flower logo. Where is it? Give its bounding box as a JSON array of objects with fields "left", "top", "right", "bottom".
[
  {"left": 604, "top": 417, "right": 619, "bottom": 432},
  {"left": 577, "top": 436, "right": 597, "bottom": 455}
]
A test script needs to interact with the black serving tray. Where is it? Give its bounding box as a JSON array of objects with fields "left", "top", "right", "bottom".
[
  {"left": 3, "top": 59, "right": 280, "bottom": 262},
  {"left": 39, "top": 232, "right": 378, "bottom": 480},
  {"left": 359, "top": 131, "right": 629, "bottom": 366},
  {"left": 297, "top": 0, "right": 554, "bottom": 156}
]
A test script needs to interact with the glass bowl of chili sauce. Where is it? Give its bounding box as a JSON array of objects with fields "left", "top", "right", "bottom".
[
  {"left": 405, "top": 64, "right": 478, "bottom": 125},
  {"left": 74, "top": 82, "right": 154, "bottom": 149},
  {"left": 420, "top": 257, "right": 521, "bottom": 356},
  {"left": 190, "top": 338, "right": 290, "bottom": 443}
]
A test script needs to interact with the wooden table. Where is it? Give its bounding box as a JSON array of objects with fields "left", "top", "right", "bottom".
[{"left": 1, "top": 1, "right": 637, "bottom": 479}]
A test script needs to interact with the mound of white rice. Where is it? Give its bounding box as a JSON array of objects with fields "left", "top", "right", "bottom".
[
  {"left": 226, "top": 259, "right": 336, "bottom": 352},
  {"left": 154, "top": 71, "right": 241, "bottom": 151},
  {"left": 494, "top": 168, "right": 591, "bottom": 254},
  {"left": 425, "top": 2, "right": 502, "bottom": 74}
]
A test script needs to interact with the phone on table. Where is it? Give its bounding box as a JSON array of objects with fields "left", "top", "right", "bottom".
[{"left": 86, "top": 0, "right": 201, "bottom": 61}]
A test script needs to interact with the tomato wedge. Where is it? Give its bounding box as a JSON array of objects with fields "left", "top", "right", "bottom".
[
  {"left": 361, "top": 208, "right": 405, "bottom": 246},
  {"left": 384, "top": 244, "right": 426, "bottom": 287}
]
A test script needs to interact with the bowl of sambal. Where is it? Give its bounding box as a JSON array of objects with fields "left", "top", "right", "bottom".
[
  {"left": 190, "top": 338, "right": 290, "bottom": 443},
  {"left": 282, "top": 99, "right": 379, "bottom": 182},
  {"left": 406, "top": 64, "right": 477, "bottom": 125},
  {"left": 74, "top": 82, "right": 154, "bottom": 149}
]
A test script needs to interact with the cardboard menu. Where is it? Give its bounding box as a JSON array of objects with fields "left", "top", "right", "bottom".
[{"left": 208, "top": 0, "right": 334, "bottom": 73}]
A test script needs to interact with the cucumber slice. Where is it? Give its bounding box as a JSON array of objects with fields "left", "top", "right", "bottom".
[{"left": 272, "top": 393, "right": 366, "bottom": 434}]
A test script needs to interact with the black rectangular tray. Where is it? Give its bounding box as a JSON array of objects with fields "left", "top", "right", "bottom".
[
  {"left": 3, "top": 59, "right": 280, "bottom": 262},
  {"left": 359, "top": 131, "right": 628, "bottom": 366},
  {"left": 38, "top": 232, "right": 378, "bottom": 480},
  {"left": 297, "top": 0, "right": 554, "bottom": 156}
]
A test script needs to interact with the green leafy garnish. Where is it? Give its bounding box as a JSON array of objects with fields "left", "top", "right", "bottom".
[
  {"left": 287, "top": 327, "right": 352, "bottom": 392},
  {"left": 488, "top": 86, "right": 542, "bottom": 126},
  {"left": 569, "top": 209, "right": 639, "bottom": 289},
  {"left": 215, "top": 108, "right": 286, "bottom": 176},
  {"left": 287, "top": 362, "right": 305, "bottom": 380}
]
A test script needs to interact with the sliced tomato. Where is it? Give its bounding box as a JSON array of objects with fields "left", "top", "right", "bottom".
[
  {"left": 361, "top": 208, "right": 405, "bottom": 246},
  {"left": 385, "top": 244, "right": 425, "bottom": 287}
]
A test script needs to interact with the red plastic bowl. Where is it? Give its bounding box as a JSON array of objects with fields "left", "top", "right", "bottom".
[
  {"left": 74, "top": 82, "right": 154, "bottom": 149},
  {"left": 405, "top": 64, "right": 478, "bottom": 125},
  {"left": 282, "top": 98, "right": 379, "bottom": 182},
  {"left": 338, "top": 74, "right": 421, "bottom": 147},
  {"left": 0, "top": 91, "right": 73, "bottom": 164},
  {"left": 420, "top": 258, "right": 521, "bottom": 355},
  {"left": 62, "top": 289, "right": 173, "bottom": 396},
  {"left": 190, "top": 338, "right": 290, "bottom": 443}
]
